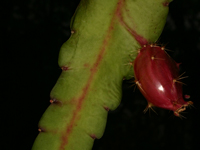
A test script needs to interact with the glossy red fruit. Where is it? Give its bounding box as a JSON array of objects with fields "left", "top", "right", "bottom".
[{"left": 133, "top": 44, "right": 192, "bottom": 117}]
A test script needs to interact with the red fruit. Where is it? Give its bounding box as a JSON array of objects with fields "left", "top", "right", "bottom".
[{"left": 133, "top": 44, "right": 192, "bottom": 117}]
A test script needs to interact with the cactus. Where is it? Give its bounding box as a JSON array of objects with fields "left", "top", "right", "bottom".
[
  {"left": 133, "top": 44, "right": 193, "bottom": 117},
  {"left": 32, "top": 0, "right": 172, "bottom": 149}
]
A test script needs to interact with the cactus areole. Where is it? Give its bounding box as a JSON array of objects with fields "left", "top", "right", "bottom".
[{"left": 133, "top": 44, "right": 193, "bottom": 116}]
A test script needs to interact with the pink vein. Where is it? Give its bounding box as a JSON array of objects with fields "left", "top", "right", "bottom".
[
  {"left": 117, "top": 2, "right": 148, "bottom": 46},
  {"left": 59, "top": 0, "right": 125, "bottom": 149}
]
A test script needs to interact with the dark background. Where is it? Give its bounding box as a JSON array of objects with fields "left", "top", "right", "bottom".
[{"left": 2, "top": 0, "right": 200, "bottom": 149}]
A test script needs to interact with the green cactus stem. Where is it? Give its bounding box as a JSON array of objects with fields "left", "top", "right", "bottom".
[{"left": 32, "top": 0, "right": 171, "bottom": 149}]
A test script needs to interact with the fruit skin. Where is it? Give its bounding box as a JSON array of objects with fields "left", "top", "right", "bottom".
[{"left": 133, "top": 44, "right": 192, "bottom": 116}]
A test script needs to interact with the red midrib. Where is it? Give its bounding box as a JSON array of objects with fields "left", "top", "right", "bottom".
[{"left": 59, "top": 0, "right": 147, "bottom": 149}]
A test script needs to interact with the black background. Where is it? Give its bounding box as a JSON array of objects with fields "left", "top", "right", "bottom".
[{"left": 2, "top": 0, "right": 200, "bottom": 149}]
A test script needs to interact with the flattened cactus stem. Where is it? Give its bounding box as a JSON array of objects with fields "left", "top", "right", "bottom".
[{"left": 32, "top": 0, "right": 171, "bottom": 149}]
